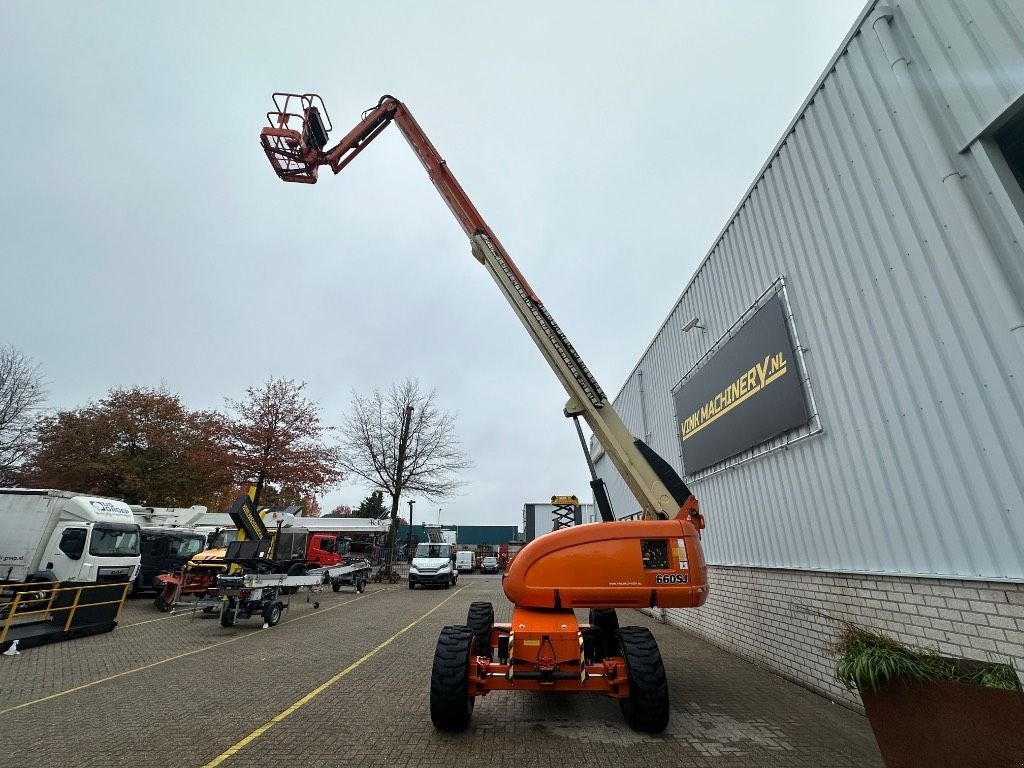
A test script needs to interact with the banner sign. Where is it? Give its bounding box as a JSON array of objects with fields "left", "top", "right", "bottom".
[{"left": 673, "top": 294, "right": 810, "bottom": 473}]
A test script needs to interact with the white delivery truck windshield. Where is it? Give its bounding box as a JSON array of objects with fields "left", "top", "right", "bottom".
[
  {"left": 416, "top": 544, "right": 451, "bottom": 558},
  {"left": 88, "top": 525, "right": 140, "bottom": 556}
]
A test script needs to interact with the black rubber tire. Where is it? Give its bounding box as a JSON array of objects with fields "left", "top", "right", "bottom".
[
  {"left": 408, "top": 580, "right": 416, "bottom": 590},
  {"left": 283, "top": 562, "right": 306, "bottom": 595},
  {"left": 466, "top": 602, "right": 494, "bottom": 653},
  {"left": 430, "top": 625, "right": 476, "bottom": 732},
  {"left": 263, "top": 601, "right": 283, "bottom": 627},
  {"left": 219, "top": 602, "right": 235, "bottom": 627},
  {"left": 589, "top": 608, "right": 619, "bottom": 659},
  {"left": 153, "top": 595, "right": 169, "bottom": 612},
  {"left": 332, "top": 581, "right": 342, "bottom": 593},
  {"left": 616, "top": 626, "right": 670, "bottom": 733},
  {"left": 356, "top": 579, "right": 366, "bottom": 594}
]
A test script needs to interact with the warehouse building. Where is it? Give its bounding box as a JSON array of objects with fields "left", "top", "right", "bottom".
[
  {"left": 592, "top": 0, "right": 1024, "bottom": 708},
  {"left": 395, "top": 523, "right": 519, "bottom": 548}
]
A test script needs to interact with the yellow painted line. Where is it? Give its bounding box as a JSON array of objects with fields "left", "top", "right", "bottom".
[
  {"left": 201, "top": 586, "right": 467, "bottom": 768},
  {"left": 0, "top": 591, "right": 373, "bottom": 717}
]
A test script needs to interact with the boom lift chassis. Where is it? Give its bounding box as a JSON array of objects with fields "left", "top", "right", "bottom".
[{"left": 258, "top": 93, "right": 709, "bottom": 732}]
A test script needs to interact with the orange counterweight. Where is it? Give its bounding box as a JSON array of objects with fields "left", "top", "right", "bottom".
[{"left": 502, "top": 519, "right": 708, "bottom": 610}]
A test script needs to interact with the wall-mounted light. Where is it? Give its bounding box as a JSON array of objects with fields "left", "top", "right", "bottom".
[{"left": 682, "top": 317, "right": 706, "bottom": 333}]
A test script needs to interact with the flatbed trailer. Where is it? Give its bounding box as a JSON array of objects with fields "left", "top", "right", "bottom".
[{"left": 211, "top": 560, "right": 371, "bottom": 628}]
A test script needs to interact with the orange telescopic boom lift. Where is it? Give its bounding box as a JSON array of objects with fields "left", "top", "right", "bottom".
[{"left": 259, "top": 94, "right": 708, "bottom": 732}]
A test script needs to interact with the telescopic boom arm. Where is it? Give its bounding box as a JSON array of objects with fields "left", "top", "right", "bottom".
[{"left": 260, "top": 94, "right": 703, "bottom": 527}]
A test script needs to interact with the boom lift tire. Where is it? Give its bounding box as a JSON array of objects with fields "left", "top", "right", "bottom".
[
  {"left": 466, "top": 602, "right": 494, "bottom": 653},
  {"left": 263, "top": 600, "right": 284, "bottom": 627},
  {"left": 589, "top": 608, "right": 619, "bottom": 660},
  {"left": 430, "top": 625, "right": 476, "bottom": 732},
  {"left": 616, "top": 626, "right": 670, "bottom": 733}
]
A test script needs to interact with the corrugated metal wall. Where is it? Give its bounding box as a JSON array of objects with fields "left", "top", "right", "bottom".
[{"left": 595, "top": 0, "right": 1024, "bottom": 580}]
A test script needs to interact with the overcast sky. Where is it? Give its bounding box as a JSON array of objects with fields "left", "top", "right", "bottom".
[{"left": 1, "top": 1, "right": 867, "bottom": 527}]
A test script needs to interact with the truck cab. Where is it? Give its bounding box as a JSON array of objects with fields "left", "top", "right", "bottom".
[
  {"left": 409, "top": 543, "right": 457, "bottom": 589},
  {"left": 135, "top": 527, "right": 207, "bottom": 594},
  {"left": 0, "top": 490, "right": 142, "bottom": 586}
]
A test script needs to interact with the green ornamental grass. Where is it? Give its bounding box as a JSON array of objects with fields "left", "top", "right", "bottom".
[{"left": 832, "top": 622, "right": 1021, "bottom": 693}]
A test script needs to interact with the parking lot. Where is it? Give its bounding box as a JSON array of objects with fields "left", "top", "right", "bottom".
[{"left": 0, "top": 575, "right": 882, "bottom": 767}]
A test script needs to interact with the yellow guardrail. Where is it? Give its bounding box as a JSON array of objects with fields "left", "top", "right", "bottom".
[{"left": 0, "top": 581, "right": 130, "bottom": 644}]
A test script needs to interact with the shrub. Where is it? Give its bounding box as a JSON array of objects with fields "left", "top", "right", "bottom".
[{"left": 832, "top": 622, "right": 1020, "bottom": 693}]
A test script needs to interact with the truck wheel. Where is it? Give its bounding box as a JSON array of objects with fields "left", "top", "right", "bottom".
[
  {"left": 356, "top": 579, "right": 367, "bottom": 594},
  {"left": 263, "top": 601, "right": 284, "bottom": 627},
  {"left": 408, "top": 580, "right": 416, "bottom": 590},
  {"left": 219, "top": 602, "right": 236, "bottom": 628},
  {"left": 153, "top": 595, "right": 169, "bottom": 612},
  {"left": 283, "top": 562, "right": 306, "bottom": 595},
  {"left": 616, "top": 626, "right": 670, "bottom": 733},
  {"left": 430, "top": 625, "right": 476, "bottom": 732},
  {"left": 589, "top": 608, "right": 619, "bottom": 659},
  {"left": 466, "top": 602, "right": 493, "bottom": 655},
  {"left": 332, "top": 580, "right": 343, "bottom": 593}
]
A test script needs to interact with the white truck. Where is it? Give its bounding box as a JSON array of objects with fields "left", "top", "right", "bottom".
[
  {"left": 0, "top": 489, "right": 142, "bottom": 586},
  {"left": 409, "top": 542, "right": 458, "bottom": 589}
]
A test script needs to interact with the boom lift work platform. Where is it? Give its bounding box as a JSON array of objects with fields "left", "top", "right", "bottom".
[{"left": 258, "top": 93, "right": 709, "bottom": 732}]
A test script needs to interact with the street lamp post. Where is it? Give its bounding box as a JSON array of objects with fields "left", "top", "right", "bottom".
[{"left": 407, "top": 499, "right": 416, "bottom": 559}]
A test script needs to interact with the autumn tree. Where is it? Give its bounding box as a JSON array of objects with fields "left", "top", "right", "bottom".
[
  {"left": 221, "top": 377, "right": 343, "bottom": 511},
  {"left": 22, "top": 386, "right": 232, "bottom": 505},
  {"left": 339, "top": 378, "right": 471, "bottom": 554},
  {"left": 259, "top": 486, "right": 322, "bottom": 516},
  {"left": 0, "top": 345, "right": 46, "bottom": 485},
  {"left": 326, "top": 503, "right": 354, "bottom": 518}
]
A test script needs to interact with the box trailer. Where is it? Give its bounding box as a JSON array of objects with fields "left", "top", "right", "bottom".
[{"left": 0, "top": 489, "right": 141, "bottom": 586}]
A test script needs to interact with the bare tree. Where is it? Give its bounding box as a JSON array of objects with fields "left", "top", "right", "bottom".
[
  {"left": 0, "top": 345, "right": 46, "bottom": 484},
  {"left": 339, "top": 378, "right": 471, "bottom": 553}
]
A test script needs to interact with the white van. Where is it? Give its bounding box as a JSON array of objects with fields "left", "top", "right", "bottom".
[
  {"left": 409, "top": 542, "right": 457, "bottom": 589},
  {"left": 455, "top": 550, "right": 475, "bottom": 574}
]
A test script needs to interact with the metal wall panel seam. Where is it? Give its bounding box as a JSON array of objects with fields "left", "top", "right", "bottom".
[
  {"left": 860, "top": 23, "right": 1024, "bottom": 573},
  {"left": 760, "top": 145, "right": 894, "bottom": 571},
  {"left": 910, "top": 1, "right": 988, "bottom": 147},
  {"left": 954, "top": 2, "right": 1022, "bottom": 112},
  {"left": 725, "top": 217, "right": 820, "bottom": 565},
  {"left": 796, "top": 70, "right": 942, "bottom": 574},
  {"left": 839, "top": 38, "right": 999, "bottom": 574},
  {"left": 772, "top": 136, "right": 898, "bottom": 570},
  {"left": 804, "top": 67, "right": 959, "bottom": 574},
  {"left": 966, "top": 143, "right": 1024, "bottom": 295},
  {"left": 785, "top": 123, "right": 876, "bottom": 569},
  {"left": 875, "top": 5, "right": 1024, "bottom": 335}
]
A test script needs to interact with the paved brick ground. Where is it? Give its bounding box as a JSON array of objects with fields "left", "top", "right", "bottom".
[{"left": 0, "top": 575, "right": 882, "bottom": 767}]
